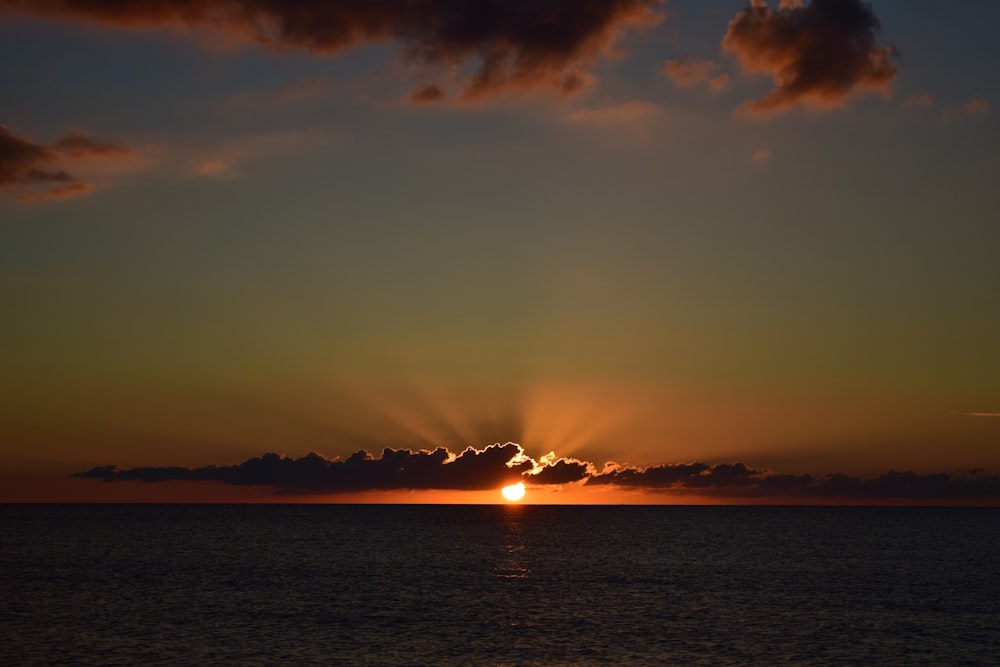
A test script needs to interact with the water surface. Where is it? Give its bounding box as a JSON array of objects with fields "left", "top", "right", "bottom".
[{"left": 2, "top": 505, "right": 997, "bottom": 665}]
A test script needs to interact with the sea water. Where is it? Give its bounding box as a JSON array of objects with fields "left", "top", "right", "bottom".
[{"left": 2, "top": 505, "right": 998, "bottom": 665}]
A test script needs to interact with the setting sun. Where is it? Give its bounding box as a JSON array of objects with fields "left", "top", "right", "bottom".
[{"left": 501, "top": 482, "right": 526, "bottom": 502}]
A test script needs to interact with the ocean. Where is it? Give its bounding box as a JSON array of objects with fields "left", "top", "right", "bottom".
[{"left": 2, "top": 505, "right": 998, "bottom": 665}]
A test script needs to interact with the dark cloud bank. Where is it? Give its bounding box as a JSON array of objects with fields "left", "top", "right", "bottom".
[
  {"left": 2, "top": 1, "right": 899, "bottom": 111},
  {"left": 1, "top": 0, "right": 663, "bottom": 100},
  {"left": 77, "top": 444, "right": 1000, "bottom": 503}
]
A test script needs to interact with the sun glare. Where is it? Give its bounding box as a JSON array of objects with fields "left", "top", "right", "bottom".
[{"left": 501, "top": 482, "right": 526, "bottom": 502}]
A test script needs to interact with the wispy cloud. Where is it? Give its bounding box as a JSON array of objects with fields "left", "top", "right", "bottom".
[
  {"left": 722, "top": 0, "right": 898, "bottom": 117},
  {"left": 943, "top": 97, "right": 991, "bottom": 124},
  {"left": 962, "top": 98, "right": 991, "bottom": 116},
  {"left": 0, "top": 124, "right": 141, "bottom": 202},
  {"left": 189, "top": 130, "right": 334, "bottom": 179},
  {"left": 663, "top": 58, "right": 729, "bottom": 92}
]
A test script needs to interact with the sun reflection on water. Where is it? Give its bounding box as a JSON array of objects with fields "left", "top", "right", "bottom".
[{"left": 495, "top": 505, "right": 530, "bottom": 580}]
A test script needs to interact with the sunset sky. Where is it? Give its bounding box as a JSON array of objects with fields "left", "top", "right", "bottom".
[{"left": 2, "top": 0, "right": 998, "bottom": 504}]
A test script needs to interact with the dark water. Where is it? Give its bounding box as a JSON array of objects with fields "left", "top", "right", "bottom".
[{"left": 2, "top": 505, "right": 998, "bottom": 666}]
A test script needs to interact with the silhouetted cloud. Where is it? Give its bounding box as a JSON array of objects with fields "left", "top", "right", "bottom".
[
  {"left": 588, "top": 461, "right": 711, "bottom": 487},
  {"left": 722, "top": 0, "right": 898, "bottom": 116},
  {"left": 77, "top": 443, "right": 535, "bottom": 492},
  {"left": 75, "top": 444, "right": 1000, "bottom": 502},
  {"left": 2, "top": 0, "right": 664, "bottom": 101},
  {"left": 589, "top": 460, "right": 1000, "bottom": 501},
  {"left": 0, "top": 125, "right": 137, "bottom": 201},
  {"left": 529, "top": 453, "right": 594, "bottom": 484}
]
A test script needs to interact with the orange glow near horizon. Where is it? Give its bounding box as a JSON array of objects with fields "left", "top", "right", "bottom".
[{"left": 3, "top": 475, "right": 997, "bottom": 507}]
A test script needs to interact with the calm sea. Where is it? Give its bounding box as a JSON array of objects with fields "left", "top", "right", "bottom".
[{"left": 2, "top": 505, "right": 998, "bottom": 666}]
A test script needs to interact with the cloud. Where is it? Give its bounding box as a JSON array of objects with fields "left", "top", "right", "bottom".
[
  {"left": 189, "top": 129, "right": 332, "bottom": 179},
  {"left": 410, "top": 84, "right": 446, "bottom": 104},
  {"left": 708, "top": 73, "right": 730, "bottom": 93},
  {"left": 960, "top": 98, "right": 989, "bottom": 117},
  {"left": 965, "top": 412, "right": 1000, "bottom": 418},
  {"left": 588, "top": 461, "right": 1000, "bottom": 501},
  {"left": 588, "top": 461, "right": 712, "bottom": 487},
  {"left": 51, "top": 133, "right": 134, "bottom": 158},
  {"left": 528, "top": 452, "right": 595, "bottom": 484},
  {"left": 196, "top": 160, "right": 229, "bottom": 176},
  {"left": 13, "top": 181, "right": 92, "bottom": 203},
  {"left": 75, "top": 444, "right": 1000, "bottom": 502},
  {"left": 722, "top": 0, "right": 899, "bottom": 116},
  {"left": 2, "top": 0, "right": 664, "bottom": 101},
  {"left": 0, "top": 125, "right": 137, "bottom": 202},
  {"left": 0, "top": 125, "right": 78, "bottom": 198},
  {"left": 74, "top": 444, "right": 596, "bottom": 493},
  {"left": 663, "top": 58, "right": 714, "bottom": 86},
  {"left": 752, "top": 148, "right": 770, "bottom": 162},
  {"left": 663, "top": 58, "right": 729, "bottom": 92},
  {"left": 77, "top": 443, "right": 536, "bottom": 492},
  {"left": 943, "top": 98, "right": 991, "bottom": 124}
]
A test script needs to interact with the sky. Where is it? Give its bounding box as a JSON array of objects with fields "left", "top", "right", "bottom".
[{"left": 1, "top": 0, "right": 998, "bottom": 504}]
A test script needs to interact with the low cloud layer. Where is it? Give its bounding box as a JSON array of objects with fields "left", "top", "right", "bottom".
[
  {"left": 78, "top": 444, "right": 535, "bottom": 493},
  {"left": 589, "top": 461, "right": 1000, "bottom": 501},
  {"left": 77, "top": 443, "right": 1000, "bottom": 502},
  {"left": 1, "top": 0, "right": 663, "bottom": 101},
  {"left": 722, "top": 0, "right": 898, "bottom": 115},
  {"left": 0, "top": 125, "right": 135, "bottom": 201}
]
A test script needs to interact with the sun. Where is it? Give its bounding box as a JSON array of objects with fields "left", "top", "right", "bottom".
[{"left": 501, "top": 482, "right": 526, "bottom": 502}]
